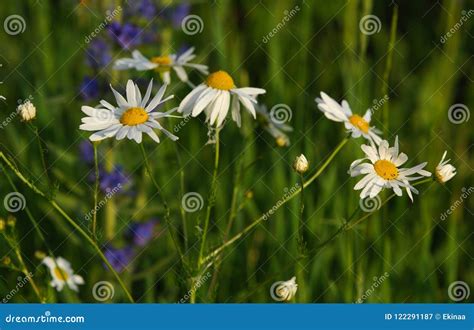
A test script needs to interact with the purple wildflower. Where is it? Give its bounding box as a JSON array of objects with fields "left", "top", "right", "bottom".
[
  {"left": 79, "top": 76, "right": 99, "bottom": 101},
  {"left": 85, "top": 39, "right": 111, "bottom": 68},
  {"left": 104, "top": 246, "right": 135, "bottom": 273},
  {"left": 129, "top": 219, "right": 158, "bottom": 247}
]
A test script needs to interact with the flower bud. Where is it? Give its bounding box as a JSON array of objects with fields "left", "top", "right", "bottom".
[
  {"left": 293, "top": 154, "right": 309, "bottom": 174},
  {"left": 17, "top": 100, "right": 36, "bottom": 122}
]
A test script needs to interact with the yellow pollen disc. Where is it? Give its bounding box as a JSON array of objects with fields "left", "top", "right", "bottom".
[
  {"left": 54, "top": 267, "right": 69, "bottom": 281},
  {"left": 120, "top": 107, "right": 149, "bottom": 126},
  {"left": 206, "top": 71, "right": 235, "bottom": 90},
  {"left": 151, "top": 55, "right": 172, "bottom": 73},
  {"left": 374, "top": 160, "right": 398, "bottom": 180},
  {"left": 349, "top": 115, "right": 370, "bottom": 134}
]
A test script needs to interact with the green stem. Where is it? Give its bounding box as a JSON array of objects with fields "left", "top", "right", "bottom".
[
  {"left": 0, "top": 152, "right": 134, "bottom": 303},
  {"left": 381, "top": 4, "right": 398, "bottom": 134},
  {"left": 92, "top": 142, "right": 99, "bottom": 241},
  {"left": 198, "top": 128, "right": 221, "bottom": 267},
  {"left": 307, "top": 177, "right": 434, "bottom": 256},
  {"left": 29, "top": 123, "right": 53, "bottom": 193},
  {"left": 202, "top": 137, "right": 349, "bottom": 264},
  {"left": 139, "top": 144, "right": 185, "bottom": 264}
]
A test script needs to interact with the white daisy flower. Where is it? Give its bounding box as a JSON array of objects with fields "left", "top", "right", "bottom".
[
  {"left": 42, "top": 256, "right": 84, "bottom": 292},
  {"left": 436, "top": 151, "right": 456, "bottom": 183},
  {"left": 177, "top": 70, "right": 266, "bottom": 127},
  {"left": 79, "top": 79, "right": 178, "bottom": 144},
  {"left": 256, "top": 105, "right": 293, "bottom": 147},
  {"left": 348, "top": 136, "right": 432, "bottom": 201},
  {"left": 316, "top": 92, "right": 382, "bottom": 145},
  {"left": 113, "top": 47, "right": 209, "bottom": 85}
]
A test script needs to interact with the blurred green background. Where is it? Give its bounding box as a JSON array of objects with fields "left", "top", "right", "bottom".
[{"left": 0, "top": 0, "right": 472, "bottom": 303}]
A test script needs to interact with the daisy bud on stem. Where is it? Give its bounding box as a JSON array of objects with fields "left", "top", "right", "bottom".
[
  {"left": 435, "top": 151, "right": 456, "bottom": 183},
  {"left": 293, "top": 154, "right": 309, "bottom": 174},
  {"left": 16, "top": 100, "right": 36, "bottom": 122}
]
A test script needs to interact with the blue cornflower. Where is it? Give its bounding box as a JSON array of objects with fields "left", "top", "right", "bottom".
[
  {"left": 79, "top": 76, "right": 99, "bottom": 101},
  {"left": 171, "top": 2, "right": 190, "bottom": 28},
  {"left": 78, "top": 140, "right": 94, "bottom": 164},
  {"left": 104, "top": 246, "right": 135, "bottom": 273},
  {"left": 127, "top": 0, "right": 157, "bottom": 20},
  {"left": 129, "top": 219, "right": 158, "bottom": 247},
  {"left": 85, "top": 39, "right": 111, "bottom": 68},
  {"left": 99, "top": 166, "right": 130, "bottom": 193},
  {"left": 108, "top": 22, "right": 142, "bottom": 49}
]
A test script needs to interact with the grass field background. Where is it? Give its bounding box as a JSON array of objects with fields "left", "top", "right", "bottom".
[{"left": 0, "top": 0, "right": 472, "bottom": 303}]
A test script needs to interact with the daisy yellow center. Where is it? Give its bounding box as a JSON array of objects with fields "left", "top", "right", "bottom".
[
  {"left": 151, "top": 55, "right": 172, "bottom": 73},
  {"left": 54, "top": 267, "right": 69, "bottom": 281},
  {"left": 349, "top": 115, "right": 369, "bottom": 134},
  {"left": 151, "top": 55, "right": 172, "bottom": 66},
  {"left": 120, "top": 107, "right": 149, "bottom": 126},
  {"left": 206, "top": 71, "right": 235, "bottom": 90},
  {"left": 374, "top": 159, "right": 398, "bottom": 180}
]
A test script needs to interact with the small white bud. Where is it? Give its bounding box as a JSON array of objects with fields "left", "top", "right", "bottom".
[
  {"left": 436, "top": 151, "right": 456, "bottom": 183},
  {"left": 17, "top": 100, "right": 36, "bottom": 122},
  {"left": 293, "top": 154, "right": 309, "bottom": 174}
]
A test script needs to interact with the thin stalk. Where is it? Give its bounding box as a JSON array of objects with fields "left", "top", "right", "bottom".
[
  {"left": 29, "top": 123, "right": 53, "bottom": 193},
  {"left": 306, "top": 177, "right": 434, "bottom": 256},
  {"left": 381, "top": 4, "right": 398, "bottom": 134},
  {"left": 174, "top": 142, "right": 189, "bottom": 252},
  {"left": 92, "top": 142, "right": 99, "bottom": 241},
  {"left": 3, "top": 231, "right": 45, "bottom": 302},
  {"left": 207, "top": 155, "right": 244, "bottom": 297},
  {"left": 202, "top": 137, "right": 349, "bottom": 264},
  {"left": 296, "top": 173, "right": 306, "bottom": 302},
  {"left": 198, "top": 128, "right": 221, "bottom": 266},
  {"left": 138, "top": 144, "right": 185, "bottom": 264},
  {"left": 0, "top": 152, "right": 134, "bottom": 302}
]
